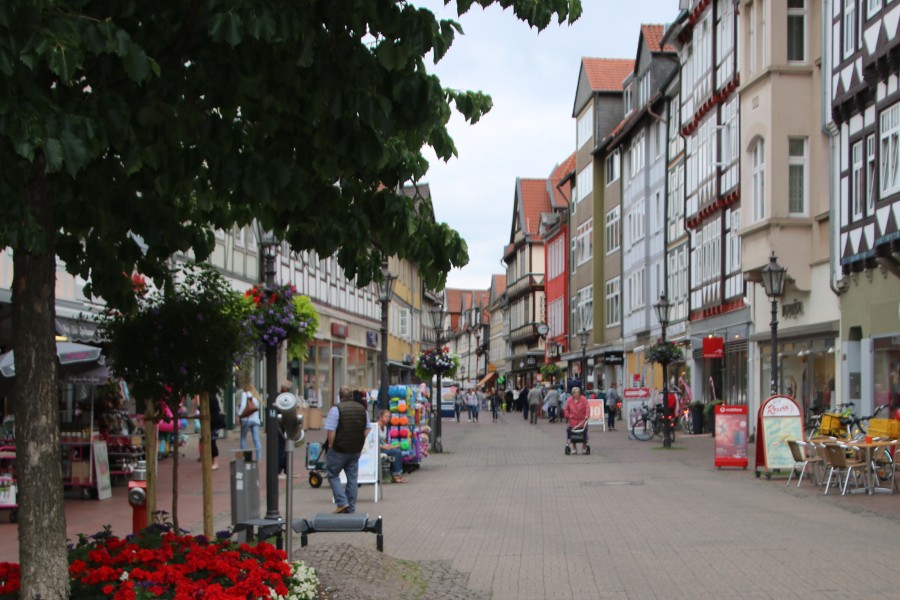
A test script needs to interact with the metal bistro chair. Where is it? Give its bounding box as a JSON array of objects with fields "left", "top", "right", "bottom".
[
  {"left": 786, "top": 440, "right": 823, "bottom": 488},
  {"left": 823, "top": 443, "right": 866, "bottom": 496}
]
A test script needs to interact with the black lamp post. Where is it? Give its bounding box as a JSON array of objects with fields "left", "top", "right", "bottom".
[
  {"left": 654, "top": 294, "right": 672, "bottom": 448},
  {"left": 377, "top": 260, "right": 397, "bottom": 411},
  {"left": 428, "top": 300, "right": 446, "bottom": 453},
  {"left": 577, "top": 328, "right": 589, "bottom": 391},
  {"left": 256, "top": 226, "right": 281, "bottom": 521},
  {"left": 761, "top": 252, "right": 786, "bottom": 395}
]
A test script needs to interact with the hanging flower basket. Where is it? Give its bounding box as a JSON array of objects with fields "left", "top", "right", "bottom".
[
  {"left": 415, "top": 346, "right": 459, "bottom": 380},
  {"left": 540, "top": 363, "right": 561, "bottom": 380},
  {"left": 242, "top": 284, "right": 319, "bottom": 362},
  {"left": 644, "top": 340, "right": 684, "bottom": 365}
]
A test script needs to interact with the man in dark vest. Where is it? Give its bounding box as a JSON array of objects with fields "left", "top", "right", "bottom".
[{"left": 324, "top": 385, "right": 371, "bottom": 513}]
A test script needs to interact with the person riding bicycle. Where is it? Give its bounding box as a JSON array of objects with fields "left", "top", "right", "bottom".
[{"left": 564, "top": 387, "right": 590, "bottom": 452}]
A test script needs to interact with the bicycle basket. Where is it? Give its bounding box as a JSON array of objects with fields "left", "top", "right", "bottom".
[{"left": 820, "top": 413, "right": 844, "bottom": 435}]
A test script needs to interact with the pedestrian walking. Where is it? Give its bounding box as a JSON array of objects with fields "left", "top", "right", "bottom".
[
  {"left": 606, "top": 382, "right": 620, "bottom": 431},
  {"left": 324, "top": 385, "right": 371, "bottom": 513},
  {"left": 236, "top": 382, "right": 262, "bottom": 460},
  {"left": 454, "top": 389, "right": 464, "bottom": 422},
  {"left": 488, "top": 387, "right": 501, "bottom": 422},
  {"left": 519, "top": 386, "right": 529, "bottom": 419},
  {"left": 504, "top": 388, "right": 513, "bottom": 412},
  {"left": 464, "top": 388, "right": 479, "bottom": 422},
  {"left": 545, "top": 386, "right": 561, "bottom": 423},
  {"left": 564, "top": 387, "right": 590, "bottom": 453},
  {"left": 528, "top": 384, "right": 542, "bottom": 424}
]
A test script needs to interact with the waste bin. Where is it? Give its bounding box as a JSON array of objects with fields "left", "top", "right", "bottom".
[{"left": 230, "top": 449, "right": 260, "bottom": 542}]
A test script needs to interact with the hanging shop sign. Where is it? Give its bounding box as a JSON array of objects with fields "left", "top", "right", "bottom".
[
  {"left": 603, "top": 351, "right": 624, "bottom": 365},
  {"left": 331, "top": 323, "right": 348, "bottom": 338},
  {"left": 703, "top": 336, "right": 724, "bottom": 359}
]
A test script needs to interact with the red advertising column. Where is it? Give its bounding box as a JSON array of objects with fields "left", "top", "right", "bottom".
[{"left": 713, "top": 405, "right": 749, "bottom": 468}]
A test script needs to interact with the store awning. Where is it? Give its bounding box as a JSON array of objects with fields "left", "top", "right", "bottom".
[{"left": 477, "top": 371, "right": 497, "bottom": 388}]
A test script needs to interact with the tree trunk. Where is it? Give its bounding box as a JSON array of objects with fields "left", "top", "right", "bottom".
[
  {"left": 199, "top": 393, "right": 213, "bottom": 537},
  {"left": 171, "top": 408, "right": 180, "bottom": 532},
  {"left": 144, "top": 402, "right": 158, "bottom": 526},
  {"left": 13, "top": 167, "right": 70, "bottom": 598}
]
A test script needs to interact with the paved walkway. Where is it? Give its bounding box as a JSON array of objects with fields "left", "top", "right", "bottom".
[{"left": 2, "top": 413, "right": 900, "bottom": 598}]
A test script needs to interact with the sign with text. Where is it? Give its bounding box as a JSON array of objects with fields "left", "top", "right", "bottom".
[
  {"left": 587, "top": 400, "right": 605, "bottom": 428},
  {"left": 713, "top": 405, "right": 749, "bottom": 468},
  {"left": 755, "top": 394, "right": 803, "bottom": 473},
  {"left": 623, "top": 387, "right": 650, "bottom": 429},
  {"left": 703, "top": 336, "right": 724, "bottom": 358}
]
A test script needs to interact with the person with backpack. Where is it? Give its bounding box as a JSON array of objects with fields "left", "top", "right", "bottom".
[{"left": 237, "top": 382, "right": 262, "bottom": 460}]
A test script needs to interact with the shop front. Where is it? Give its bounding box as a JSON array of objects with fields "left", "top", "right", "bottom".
[
  {"left": 688, "top": 309, "right": 751, "bottom": 407},
  {"left": 298, "top": 319, "right": 379, "bottom": 411}
]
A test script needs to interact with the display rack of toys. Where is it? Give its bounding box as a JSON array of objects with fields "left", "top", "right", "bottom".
[{"left": 386, "top": 384, "right": 427, "bottom": 474}]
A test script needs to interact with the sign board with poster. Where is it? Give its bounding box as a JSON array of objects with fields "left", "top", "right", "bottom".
[
  {"left": 623, "top": 387, "right": 650, "bottom": 434},
  {"left": 339, "top": 427, "right": 381, "bottom": 501},
  {"left": 587, "top": 399, "right": 605, "bottom": 429},
  {"left": 755, "top": 394, "right": 803, "bottom": 478},
  {"left": 713, "top": 405, "right": 749, "bottom": 469},
  {"left": 92, "top": 441, "right": 112, "bottom": 500}
]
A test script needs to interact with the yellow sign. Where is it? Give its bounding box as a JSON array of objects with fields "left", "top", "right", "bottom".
[{"left": 488, "top": 363, "right": 496, "bottom": 372}]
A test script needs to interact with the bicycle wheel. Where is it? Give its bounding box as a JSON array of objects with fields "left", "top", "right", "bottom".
[
  {"left": 679, "top": 414, "right": 691, "bottom": 434},
  {"left": 632, "top": 418, "right": 653, "bottom": 441}
]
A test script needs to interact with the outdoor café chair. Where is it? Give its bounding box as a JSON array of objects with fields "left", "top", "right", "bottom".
[
  {"left": 823, "top": 443, "right": 865, "bottom": 496},
  {"left": 786, "top": 440, "right": 822, "bottom": 488}
]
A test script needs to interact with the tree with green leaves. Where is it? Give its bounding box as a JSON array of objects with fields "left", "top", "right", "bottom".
[
  {"left": 101, "top": 265, "right": 251, "bottom": 534},
  {"left": 0, "top": 1, "right": 581, "bottom": 596}
]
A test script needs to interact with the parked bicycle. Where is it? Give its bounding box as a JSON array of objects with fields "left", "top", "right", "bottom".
[
  {"left": 632, "top": 402, "right": 676, "bottom": 442},
  {"left": 810, "top": 403, "right": 886, "bottom": 440}
]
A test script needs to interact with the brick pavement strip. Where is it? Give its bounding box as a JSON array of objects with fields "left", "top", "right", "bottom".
[{"left": 3, "top": 416, "right": 900, "bottom": 598}]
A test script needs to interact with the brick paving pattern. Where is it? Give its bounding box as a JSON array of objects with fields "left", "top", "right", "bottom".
[{"left": 2, "top": 413, "right": 900, "bottom": 598}]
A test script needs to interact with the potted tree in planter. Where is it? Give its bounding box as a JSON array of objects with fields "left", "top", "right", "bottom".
[{"left": 689, "top": 401, "right": 705, "bottom": 434}]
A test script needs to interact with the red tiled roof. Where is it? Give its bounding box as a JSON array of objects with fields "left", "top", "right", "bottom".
[
  {"left": 518, "top": 178, "right": 550, "bottom": 236},
  {"left": 582, "top": 57, "right": 634, "bottom": 92},
  {"left": 445, "top": 289, "right": 463, "bottom": 314},
  {"left": 491, "top": 274, "right": 506, "bottom": 297},
  {"left": 642, "top": 24, "right": 676, "bottom": 53},
  {"left": 548, "top": 153, "right": 575, "bottom": 208}
]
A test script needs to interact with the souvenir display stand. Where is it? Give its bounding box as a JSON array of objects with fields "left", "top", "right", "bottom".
[{"left": 385, "top": 385, "right": 428, "bottom": 473}]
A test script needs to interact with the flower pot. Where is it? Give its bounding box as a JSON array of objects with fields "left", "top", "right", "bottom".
[{"left": 691, "top": 408, "right": 704, "bottom": 435}]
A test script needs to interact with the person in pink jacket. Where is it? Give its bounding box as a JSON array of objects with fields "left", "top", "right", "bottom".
[{"left": 564, "top": 387, "right": 590, "bottom": 452}]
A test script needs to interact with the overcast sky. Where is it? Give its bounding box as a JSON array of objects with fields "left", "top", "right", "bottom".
[{"left": 415, "top": 0, "right": 678, "bottom": 290}]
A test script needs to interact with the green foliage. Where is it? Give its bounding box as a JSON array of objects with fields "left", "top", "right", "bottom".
[
  {"left": 644, "top": 341, "right": 685, "bottom": 365},
  {"left": 100, "top": 265, "right": 249, "bottom": 409},
  {"left": 0, "top": 0, "right": 580, "bottom": 310},
  {"left": 540, "top": 363, "right": 561, "bottom": 380}
]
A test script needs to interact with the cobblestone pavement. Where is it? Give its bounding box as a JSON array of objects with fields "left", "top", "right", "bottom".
[{"left": 4, "top": 412, "right": 900, "bottom": 599}]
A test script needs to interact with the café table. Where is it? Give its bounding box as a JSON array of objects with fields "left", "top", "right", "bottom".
[{"left": 847, "top": 439, "right": 897, "bottom": 495}]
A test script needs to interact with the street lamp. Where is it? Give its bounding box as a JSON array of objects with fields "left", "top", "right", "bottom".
[
  {"left": 654, "top": 294, "right": 672, "bottom": 448},
  {"left": 377, "top": 260, "right": 397, "bottom": 411},
  {"left": 761, "top": 252, "right": 787, "bottom": 394},
  {"left": 256, "top": 225, "right": 281, "bottom": 521},
  {"left": 577, "top": 327, "right": 589, "bottom": 391},
  {"left": 428, "top": 300, "right": 446, "bottom": 453}
]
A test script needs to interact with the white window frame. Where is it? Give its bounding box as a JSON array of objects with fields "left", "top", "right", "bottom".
[
  {"left": 748, "top": 1, "right": 756, "bottom": 75},
  {"left": 788, "top": 137, "right": 808, "bottom": 215},
  {"left": 866, "top": 134, "right": 876, "bottom": 214},
  {"left": 605, "top": 151, "right": 620, "bottom": 185},
  {"left": 628, "top": 268, "right": 645, "bottom": 312},
  {"left": 868, "top": 0, "right": 883, "bottom": 18},
  {"left": 605, "top": 277, "right": 621, "bottom": 327},
  {"left": 575, "top": 219, "right": 593, "bottom": 266},
  {"left": 880, "top": 103, "right": 900, "bottom": 198},
  {"left": 751, "top": 139, "right": 766, "bottom": 222},
  {"left": 629, "top": 131, "right": 645, "bottom": 178},
  {"left": 577, "top": 165, "right": 593, "bottom": 202},
  {"left": 605, "top": 206, "right": 621, "bottom": 255},
  {"left": 576, "top": 285, "right": 593, "bottom": 331},
  {"left": 398, "top": 307, "right": 411, "bottom": 340},
  {"left": 629, "top": 202, "right": 645, "bottom": 243},
  {"left": 844, "top": 0, "right": 856, "bottom": 58},
  {"left": 787, "top": 0, "right": 807, "bottom": 63},
  {"left": 577, "top": 106, "right": 593, "bottom": 149},
  {"left": 851, "top": 140, "right": 864, "bottom": 221}
]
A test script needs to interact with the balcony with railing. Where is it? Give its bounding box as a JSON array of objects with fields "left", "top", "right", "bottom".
[{"left": 506, "top": 273, "right": 544, "bottom": 302}]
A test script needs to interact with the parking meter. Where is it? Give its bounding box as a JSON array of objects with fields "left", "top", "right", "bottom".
[{"left": 274, "top": 391, "right": 304, "bottom": 560}]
